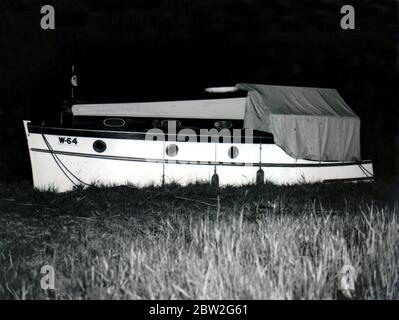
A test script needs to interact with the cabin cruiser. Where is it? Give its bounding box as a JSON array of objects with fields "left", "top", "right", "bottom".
[{"left": 23, "top": 83, "right": 373, "bottom": 192}]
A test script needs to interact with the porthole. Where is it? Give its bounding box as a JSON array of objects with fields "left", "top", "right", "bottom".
[
  {"left": 103, "top": 118, "right": 126, "bottom": 128},
  {"left": 93, "top": 140, "right": 107, "bottom": 153},
  {"left": 161, "top": 120, "right": 181, "bottom": 129},
  {"left": 228, "top": 146, "right": 239, "bottom": 159},
  {"left": 166, "top": 144, "right": 179, "bottom": 157},
  {"left": 214, "top": 120, "right": 233, "bottom": 129}
]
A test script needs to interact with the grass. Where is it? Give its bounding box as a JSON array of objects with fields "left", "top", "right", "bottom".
[{"left": 0, "top": 180, "right": 398, "bottom": 299}]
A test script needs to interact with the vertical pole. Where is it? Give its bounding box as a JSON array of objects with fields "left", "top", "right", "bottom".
[
  {"left": 256, "top": 141, "right": 264, "bottom": 185},
  {"left": 162, "top": 139, "right": 166, "bottom": 187}
]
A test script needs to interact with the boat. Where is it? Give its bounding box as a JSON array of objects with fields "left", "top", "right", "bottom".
[{"left": 23, "top": 83, "right": 374, "bottom": 192}]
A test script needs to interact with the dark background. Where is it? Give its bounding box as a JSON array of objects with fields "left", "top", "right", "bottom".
[{"left": 0, "top": 0, "right": 398, "bottom": 183}]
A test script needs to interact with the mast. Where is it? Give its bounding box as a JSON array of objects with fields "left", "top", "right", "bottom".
[{"left": 71, "top": 65, "right": 78, "bottom": 102}]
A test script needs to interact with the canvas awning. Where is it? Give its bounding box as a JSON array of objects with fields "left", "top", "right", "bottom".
[{"left": 236, "top": 83, "right": 361, "bottom": 161}]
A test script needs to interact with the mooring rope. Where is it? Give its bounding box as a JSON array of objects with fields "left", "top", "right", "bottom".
[{"left": 39, "top": 125, "right": 92, "bottom": 188}]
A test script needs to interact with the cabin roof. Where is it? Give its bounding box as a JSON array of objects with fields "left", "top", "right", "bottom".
[
  {"left": 72, "top": 83, "right": 361, "bottom": 161},
  {"left": 72, "top": 97, "right": 247, "bottom": 120}
]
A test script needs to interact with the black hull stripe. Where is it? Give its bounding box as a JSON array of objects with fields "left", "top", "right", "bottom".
[
  {"left": 27, "top": 125, "right": 273, "bottom": 144},
  {"left": 29, "top": 125, "right": 161, "bottom": 140},
  {"left": 30, "top": 148, "right": 373, "bottom": 169}
]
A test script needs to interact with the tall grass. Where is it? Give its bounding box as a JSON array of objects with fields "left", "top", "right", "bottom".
[{"left": 0, "top": 181, "right": 398, "bottom": 299}]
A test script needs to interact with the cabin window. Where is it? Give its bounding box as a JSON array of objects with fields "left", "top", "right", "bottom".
[
  {"left": 228, "top": 146, "right": 239, "bottom": 159},
  {"left": 93, "top": 140, "right": 107, "bottom": 153},
  {"left": 103, "top": 118, "right": 126, "bottom": 128},
  {"left": 166, "top": 144, "right": 179, "bottom": 157}
]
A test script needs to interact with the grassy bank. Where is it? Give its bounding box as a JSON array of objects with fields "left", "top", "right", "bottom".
[{"left": 0, "top": 181, "right": 398, "bottom": 299}]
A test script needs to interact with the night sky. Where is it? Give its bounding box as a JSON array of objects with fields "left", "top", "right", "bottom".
[{"left": 0, "top": 0, "right": 397, "bottom": 182}]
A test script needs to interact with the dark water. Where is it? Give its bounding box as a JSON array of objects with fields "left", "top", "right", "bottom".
[{"left": 0, "top": 0, "right": 397, "bottom": 182}]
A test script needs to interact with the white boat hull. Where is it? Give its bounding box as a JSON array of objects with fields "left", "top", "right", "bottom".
[{"left": 23, "top": 121, "right": 374, "bottom": 192}]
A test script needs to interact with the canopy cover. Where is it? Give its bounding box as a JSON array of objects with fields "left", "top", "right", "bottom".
[{"left": 236, "top": 83, "right": 361, "bottom": 161}]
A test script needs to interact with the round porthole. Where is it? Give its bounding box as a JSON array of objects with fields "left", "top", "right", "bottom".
[
  {"left": 161, "top": 120, "right": 181, "bottom": 129},
  {"left": 214, "top": 120, "right": 233, "bottom": 129},
  {"left": 166, "top": 144, "right": 178, "bottom": 157},
  {"left": 228, "top": 146, "right": 239, "bottom": 159},
  {"left": 103, "top": 118, "right": 126, "bottom": 128},
  {"left": 93, "top": 140, "right": 106, "bottom": 153}
]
